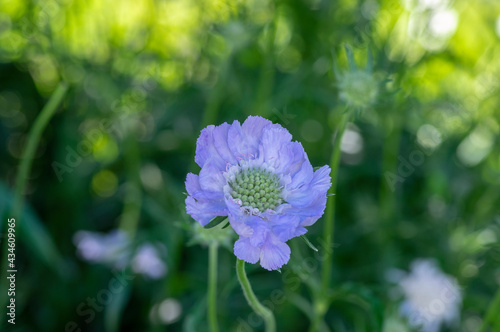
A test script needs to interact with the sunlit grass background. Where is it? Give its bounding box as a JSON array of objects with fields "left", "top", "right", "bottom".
[{"left": 1, "top": 0, "right": 499, "bottom": 331}]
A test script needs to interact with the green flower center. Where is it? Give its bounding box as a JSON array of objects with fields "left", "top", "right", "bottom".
[{"left": 229, "top": 167, "right": 283, "bottom": 212}]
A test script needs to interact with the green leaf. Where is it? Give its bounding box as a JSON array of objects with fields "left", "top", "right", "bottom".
[
  {"left": 104, "top": 278, "right": 131, "bottom": 332},
  {"left": 203, "top": 216, "right": 227, "bottom": 229},
  {"left": 301, "top": 235, "right": 319, "bottom": 252}
]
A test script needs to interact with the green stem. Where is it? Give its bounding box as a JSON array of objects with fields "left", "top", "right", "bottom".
[
  {"left": 208, "top": 243, "right": 219, "bottom": 332},
  {"left": 0, "top": 82, "right": 68, "bottom": 327},
  {"left": 320, "top": 113, "right": 348, "bottom": 291},
  {"left": 12, "top": 82, "right": 69, "bottom": 217},
  {"left": 310, "top": 112, "right": 349, "bottom": 332},
  {"left": 478, "top": 287, "right": 500, "bottom": 332},
  {"left": 236, "top": 259, "right": 276, "bottom": 332}
]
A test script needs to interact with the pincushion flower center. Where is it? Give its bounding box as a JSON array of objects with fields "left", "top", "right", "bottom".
[{"left": 229, "top": 167, "right": 283, "bottom": 212}]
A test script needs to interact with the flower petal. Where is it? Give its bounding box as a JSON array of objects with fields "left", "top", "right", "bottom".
[
  {"left": 227, "top": 121, "right": 251, "bottom": 159},
  {"left": 269, "top": 214, "right": 303, "bottom": 242},
  {"left": 259, "top": 234, "right": 291, "bottom": 271},
  {"left": 213, "top": 122, "right": 237, "bottom": 165},
  {"left": 310, "top": 165, "right": 332, "bottom": 193},
  {"left": 260, "top": 124, "right": 293, "bottom": 167},
  {"left": 225, "top": 197, "right": 254, "bottom": 237},
  {"left": 245, "top": 218, "right": 270, "bottom": 247},
  {"left": 241, "top": 116, "right": 273, "bottom": 153},
  {"left": 275, "top": 141, "right": 304, "bottom": 175},
  {"left": 286, "top": 165, "right": 330, "bottom": 208},
  {"left": 195, "top": 125, "right": 227, "bottom": 169},
  {"left": 234, "top": 237, "right": 260, "bottom": 264},
  {"left": 185, "top": 196, "right": 228, "bottom": 226},
  {"left": 185, "top": 173, "right": 221, "bottom": 201},
  {"left": 199, "top": 158, "right": 226, "bottom": 194}
]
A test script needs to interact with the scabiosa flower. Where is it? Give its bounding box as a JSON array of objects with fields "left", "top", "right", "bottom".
[
  {"left": 399, "top": 259, "right": 461, "bottom": 332},
  {"left": 185, "top": 116, "right": 331, "bottom": 270}
]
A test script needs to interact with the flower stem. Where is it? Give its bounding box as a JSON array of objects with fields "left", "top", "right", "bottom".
[
  {"left": 208, "top": 243, "right": 220, "bottom": 332},
  {"left": 321, "top": 113, "right": 348, "bottom": 291},
  {"left": 310, "top": 112, "right": 349, "bottom": 332},
  {"left": 236, "top": 259, "right": 276, "bottom": 332},
  {"left": 478, "top": 287, "right": 500, "bottom": 332}
]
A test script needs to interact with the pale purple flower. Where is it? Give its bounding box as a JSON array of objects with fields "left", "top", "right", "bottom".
[
  {"left": 74, "top": 230, "right": 167, "bottom": 279},
  {"left": 132, "top": 244, "right": 168, "bottom": 279},
  {"left": 185, "top": 116, "right": 331, "bottom": 270},
  {"left": 73, "top": 230, "right": 130, "bottom": 269}
]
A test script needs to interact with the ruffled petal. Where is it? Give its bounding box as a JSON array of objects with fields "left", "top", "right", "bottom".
[
  {"left": 241, "top": 116, "right": 273, "bottom": 153},
  {"left": 185, "top": 196, "right": 228, "bottom": 226},
  {"left": 185, "top": 173, "right": 221, "bottom": 201},
  {"left": 286, "top": 165, "right": 330, "bottom": 208},
  {"left": 212, "top": 122, "right": 237, "bottom": 165},
  {"left": 259, "top": 234, "right": 291, "bottom": 271},
  {"left": 195, "top": 125, "right": 225, "bottom": 169},
  {"left": 227, "top": 117, "right": 282, "bottom": 161},
  {"left": 199, "top": 158, "right": 226, "bottom": 194},
  {"left": 260, "top": 124, "right": 293, "bottom": 167},
  {"left": 234, "top": 237, "right": 260, "bottom": 264},
  {"left": 275, "top": 141, "right": 305, "bottom": 175},
  {"left": 309, "top": 165, "right": 332, "bottom": 193},
  {"left": 269, "top": 214, "right": 303, "bottom": 242},
  {"left": 245, "top": 218, "right": 270, "bottom": 247},
  {"left": 225, "top": 197, "right": 254, "bottom": 237},
  {"left": 227, "top": 121, "right": 252, "bottom": 159}
]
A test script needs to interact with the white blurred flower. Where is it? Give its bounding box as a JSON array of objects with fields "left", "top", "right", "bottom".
[
  {"left": 132, "top": 243, "right": 167, "bottom": 279},
  {"left": 149, "top": 298, "right": 182, "bottom": 325},
  {"left": 399, "top": 259, "right": 461, "bottom": 332},
  {"left": 74, "top": 229, "right": 167, "bottom": 279}
]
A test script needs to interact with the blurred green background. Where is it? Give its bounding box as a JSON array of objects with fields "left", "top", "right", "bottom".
[{"left": 0, "top": 0, "right": 499, "bottom": 331}]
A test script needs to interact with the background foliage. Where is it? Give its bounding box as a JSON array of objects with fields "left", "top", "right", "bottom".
[{"left": 1, "top": 0, "right": 499, "bottom": 331}]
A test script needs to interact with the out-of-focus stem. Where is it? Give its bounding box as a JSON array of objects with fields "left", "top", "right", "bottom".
[
  {"left": 0, "top": 82, "right": 68, "bottom": 327},
  {"left": 12, "top": 82, "right": 69, "bottom": 217},
  {"left": 236, "top": 259, "right": 276, "bottom": 332},
  {"left": 378, "top": 111, "right": 402, "bottom": 235},
  {"left": 310, "top": 112, "right": 349, "bottom": 332},
  {"left": 252, "top": 19, "right": 276, "bottom": 117},
  {"left": 208, "top": 243, "right": 220, "bottom": 332}
]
